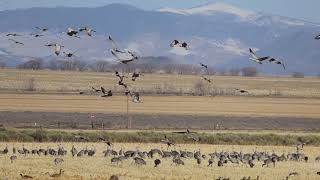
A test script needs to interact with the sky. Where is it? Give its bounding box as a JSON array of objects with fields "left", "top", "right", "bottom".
[{"left": 0, "top": 0, "right": 319, "bottom": 22}]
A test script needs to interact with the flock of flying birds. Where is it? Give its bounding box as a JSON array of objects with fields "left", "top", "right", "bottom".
[{"left": 4, "top": 25, "right": 318, "bottom": 101}]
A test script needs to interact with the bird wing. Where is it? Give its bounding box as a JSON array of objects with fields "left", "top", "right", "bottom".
[
  {"left": 101, "top": 87, "right": 106, "bottom": 94},
  {"left": 249, "top": 48, "right": 259, "bottom": 59},
  {"left": 258, "top": 56, "right": 270, "bottom": 61},
  {"left": 109, "top": 36, "right": 121, "bottom": 50}
]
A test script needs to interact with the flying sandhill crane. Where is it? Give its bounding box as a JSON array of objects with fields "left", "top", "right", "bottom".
[
  {"left": 74, "top": 135, "right": 89, "bottom": 142},
  {"left": 131, "top": 72, "right": 143, "bottom": 81},
  {"left": 8, "top": 39, "right": 24, "bottom": 45},
  {"left": 20, "top": 174, "right": 33, "bottom": 179},
  {"left": 100, "top": 87, "right": 112, "bottom": 97},
  {"left": 6, "top": 33, "right": 22, "bottom": 37},
  {"left": 47, "top": 169, "right": 64, "bottom": 178},
  {"left": 109, "top": 36, "right": 138, "bottom": 64},
  {"left": 66, "top": 27, "right": 80, "bottom": 38},
  {"left": 79, "top": 27, "right": 96, "bottom": 37},
  {"left": 132, "top": 92, "right": 141, "bottom": 103},
  {"left": 170, "top": 40, "right": 189, "bottom": 50},
  {"left": 63, "top": 49, "right": 79, "bottom": 58},
  {"left": 199, "top": 62, "right": 208, "bottom": 69},
  {"left": 35, "top": 27, "right": 49, "bottom": 32},
  {"left": 268, "top": 58, "right": 286, "bottom": 70},
  {"left": 201, "top": 76, "right": 212, "bottom": 83},
  {"left": 92, "top": 87, "right": 101, "bottom": 93},
  {"left": 45, "top": 43, "right": 64, "bottom": 56},
  {"left": 30, "top": 33, "right": 44, "bottom": 38},
  {"left": 249, "top": 48, "right": 269, "bottom": 64},
  {"left": 154, "top": 159, "right": 161, "bottom": 167}
]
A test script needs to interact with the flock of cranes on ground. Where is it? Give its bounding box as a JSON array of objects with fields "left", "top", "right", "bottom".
[{"left": 1, "top": 141, "right": 319, "bottom": 180}]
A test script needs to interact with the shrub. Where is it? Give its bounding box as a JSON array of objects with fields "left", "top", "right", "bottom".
[
  {"left": 292, "top": 72, "right": 304, "bottom": 78},
  {"left": 242, "top": 67, "right": 258, "bottom": 77}
]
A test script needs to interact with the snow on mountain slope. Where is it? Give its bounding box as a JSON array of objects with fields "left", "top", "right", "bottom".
[{"left": 158, "top": 2, "right": 256, "bottom": 20}]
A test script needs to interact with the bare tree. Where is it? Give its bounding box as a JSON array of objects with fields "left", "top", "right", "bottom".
[
  {"left": 0, "top": 62, "right": 6, "bottom": 69},
  {"left": 242, "top": 67, "right": 258, "bottom": 77},
  {"left": 292, "top": 72, "right": 304, "bottom": 78},
  {"left": 17, "top": 59, "right": 43, "bottom": 70},
  {"left": 229, "top": 68, "right": 240, "bottom": 76},
  {"left": 93, "top": 60, "right": 110, "bottom": 72}
]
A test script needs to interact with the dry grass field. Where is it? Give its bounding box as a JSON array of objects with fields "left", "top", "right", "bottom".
[
  {"left": 0, "top": 143, "right": 319, "bottom": 180},
  {"left": 1, "top": 69, "right": 320, "bottom": 97},
  {"left": 0, "top": 94, "right": 319, "bottom": 118}
]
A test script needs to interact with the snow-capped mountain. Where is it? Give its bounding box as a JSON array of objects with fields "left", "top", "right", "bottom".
[{"left": 0, "top": 3, "right": 319, "bottom": 74}]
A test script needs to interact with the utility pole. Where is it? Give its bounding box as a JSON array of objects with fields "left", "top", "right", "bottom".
[{"left": 126, "top": 95, "right": 131, "bottom": 129}]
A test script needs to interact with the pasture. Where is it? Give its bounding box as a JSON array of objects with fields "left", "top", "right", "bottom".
[{"left": 0, "top": 143, "right": 320, "bottom": 180}]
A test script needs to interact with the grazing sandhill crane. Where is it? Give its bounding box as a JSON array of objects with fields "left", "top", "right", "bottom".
[
  {"left": 161, "top": 136, "right": 175, "bottom": 149},
  {"left": 79, "top": 27, "right": 96, "bottom": 37},
  {"left": 208, "top": 158, "right": 214, "bottom": 167},
  {"left": 10, "top": 155, "right": 17, "bottom": 163},
  {"left": 99, "top": 136, "right": 113, "bottom": 147},
  {"left": 172, "top": 158, "right": 185, "bottom": 165},
  {"left": 20, "top": 174, "right": 33, "bottom": 179},
  {"left": 47, "top": 169, "right": 64, "bottom": 178},
  {"left": 249, "top": 48, "right": 269, "bottom": 64},
  {"left": 8, "top": 39, "right": 24, "bottom": 45},
  {"left": 286, "top": 172, "right": 299, "bottom": 179},
  {"left": 71, "top": 145, "right": 77, "bottom": 157},
  {"left": 170, "top": 40, "right": 189, "bottom": 50},
  {"left": 74, "top": 135, "right": 89, "bottom": 142},
  {"left": 236, "top": 88, "right": 249, "bottom": 94},
  {"left": 201, "top": 76, "right": 212, "bottom": 83},
  {"left": 12, "top": 145, "right": 16, "bottom": 154},
  {"left": 134, "top": 157, "right": 146, "bottom": 165},
  {"left": 268, "top": 58, "right": 286, "bottom": 70},
  {"left": 154, "top": 159, "right": 161, "bottom": 167},
  {"left": 35, "top": 27, "right": 49, "bottom": 32},
  {"left": 66, "top": 27, "right": 80, "bottom": 38},
  {"left": 100, "top": 87, "right": 112, "bottom": 97},
  {"left": 216, "top": 177, "right": 230, "bottom": 180},
  {"left": 296, "top": 142, "right": 306, "bottom": 153},
  {"left": 109, "top": 175, "right": 119, "bottom": 180},
  {"left": 109, "top": 36, "right": 138, "bottom": 64},
  {"left": 187, "top": 134, "right": 200, "bottom": 142},
  {"left": 6, "top": 33, "right": 22, "bottom": 37},
  {"left": 45, "top": 43, "right": 64, "bottom": 56},
  {"left": 131, "top": 72, "right": 143, "bottom": 81},
  {"left": 54, "top": 158, "right": 64, "bottom": 165}
]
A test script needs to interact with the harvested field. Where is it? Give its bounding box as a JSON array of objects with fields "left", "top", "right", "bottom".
[
  {"left": 1, "top": 69, "right": 320, "bottom": 97},
  {"left": 0, "top": 143, "right": 319, "bottom": 180}
]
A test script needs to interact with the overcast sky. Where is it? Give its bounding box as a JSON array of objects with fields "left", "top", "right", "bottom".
[{"left": 0, "top": 0, "right": 318, "bottom": 22}]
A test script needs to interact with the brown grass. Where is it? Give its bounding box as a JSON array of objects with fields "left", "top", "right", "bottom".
[
  {"left": 1, "top": 69, "right": 320, "bottom": 97},
  {"left": 0, "top": 93, "right": 319, "bottom": 118}
]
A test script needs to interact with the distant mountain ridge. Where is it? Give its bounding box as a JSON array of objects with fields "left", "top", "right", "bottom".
[{"left": 0, "top": 3, "right": 319, "bottom": 75}]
